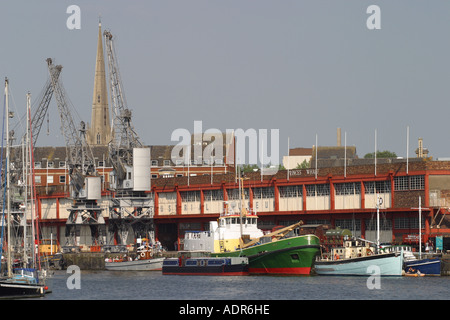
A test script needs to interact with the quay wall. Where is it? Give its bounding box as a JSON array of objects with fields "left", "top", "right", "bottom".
[
  {"left": 441, "top": 254, "right": 450, "bottom": 276},
  {"left": 61, "top": 252, "right": 450, "bottom": 274}
]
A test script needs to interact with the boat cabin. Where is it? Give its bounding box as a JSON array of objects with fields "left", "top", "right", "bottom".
[
  {"left": 183, "top": 209, "right": 264, "bottom": 253},
  {"left": 324, "top": 238, "right": 374, "bottom": 261}
]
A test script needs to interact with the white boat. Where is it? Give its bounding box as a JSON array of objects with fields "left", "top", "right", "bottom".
[
  {"left": 105, "top": 256, "right": 165, "bottom": 271},
  {"left": 105, "top": 238, "right": 165, "bottom": 271}
]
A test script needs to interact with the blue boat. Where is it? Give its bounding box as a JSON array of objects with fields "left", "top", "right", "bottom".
[
  {"left": 382, "top": 245, "right": 441, "bottom": 276},
  {"left": 404, "top": 258, "right": 441, "bottom": 276},
  {"left": 163, "top": 251, "right": 249, "bottom": 276}
]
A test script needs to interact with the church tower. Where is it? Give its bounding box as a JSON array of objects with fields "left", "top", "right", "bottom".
[{"left": 87, "top": 22, "right": 111, "bottom": 146}]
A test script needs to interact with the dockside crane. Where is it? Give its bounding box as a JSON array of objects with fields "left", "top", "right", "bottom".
[
  {"left": 46, "top": 58, "right": 106, "bottom": 250},
  {"left": 4, "top": 64, "right": 64, "bottom": 260},
  {"left": 103, "top": 30, "right": 153, "bottom": 249}
]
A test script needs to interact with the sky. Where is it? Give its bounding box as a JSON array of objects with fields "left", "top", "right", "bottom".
[{"left": 1, "top": 0, "right": 450, "bottom": 162}]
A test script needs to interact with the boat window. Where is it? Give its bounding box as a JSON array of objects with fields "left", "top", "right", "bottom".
[
  {"left": 232, "top": 218, "right": 236, "bottom": 224},
  {"left": 186, "top": 260, "right": 198, "bottom": 266},
  {"left": 226, "top": 218, "right": 231, "bottom": 225}
]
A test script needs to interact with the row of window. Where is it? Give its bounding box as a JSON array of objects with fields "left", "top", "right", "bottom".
[
  {"left": 34, "top": 175, "right": 426, "bottom": 196},
  {"left": 248, "top": 217, "right": 425, "bottom": 231},
  {"left": 334, "top": 217, "right": 426, "bottom": 231},
  {"left": 153, "top": 159, "right": 224, "bottom": 167},
  {"left": 34, "top": 160, "right": 107, "bottom": 168},
  {"left": 394, "top": 175, "right": 425, "bottom": 191}
]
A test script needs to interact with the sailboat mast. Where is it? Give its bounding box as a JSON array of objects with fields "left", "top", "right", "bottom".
[
  {"left": 23, "top": 93, "right": 31, "bottom": 266},
  {"left": 419, "top": 196, "right": 422, "bottom": 259},
  {"left": 376, "top": 193, "right": 380, "bottom": 253},
  {"left": 5, "top": 78, "right": 12, "bottom": 278},
  {"left": 28, "top": 101, "right": 40, "bottom": 269},
  {"left": 239, "top": 166, "right": 243, "bottom": 238}
]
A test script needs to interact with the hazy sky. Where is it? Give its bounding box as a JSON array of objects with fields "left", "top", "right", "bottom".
[{"left": 1, "top": 1, "right": 450, "bottom": 161}]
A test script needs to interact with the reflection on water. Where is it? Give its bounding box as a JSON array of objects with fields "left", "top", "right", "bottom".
[{"left": 42, "top": 270, "right": 450, "bottom": 300}]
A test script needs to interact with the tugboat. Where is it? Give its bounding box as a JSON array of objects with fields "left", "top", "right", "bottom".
[
  {"left": 162, "top": 251, "right": 249, "bottom": 276},
  {"left": 105, "top": 238, "right": 165, "bottom": 271},
  {"left": 183, "top": 205, "right": 320, "bottom": 275}
]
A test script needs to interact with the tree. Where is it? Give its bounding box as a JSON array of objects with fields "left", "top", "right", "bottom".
[
  {"left": 239, "top": 164, "right": 260, "bottom": 173},
  {"left": 295, "top": 159, "right": 310, "bottom": 169},
  {"left": 364, "top": 150, "right": 397, "bottom": 159}
]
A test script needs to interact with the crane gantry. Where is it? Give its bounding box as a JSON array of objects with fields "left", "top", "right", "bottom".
[
  {"left": 103, "top": 29, "right": 153, "bottom": 249},
  {"left": 45, "top": 58, "right": 106, "bottom": 249}
]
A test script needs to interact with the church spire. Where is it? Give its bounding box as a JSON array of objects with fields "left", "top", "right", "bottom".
[{"left": 87, "top": 21, "right": 111, "bottom": 146}]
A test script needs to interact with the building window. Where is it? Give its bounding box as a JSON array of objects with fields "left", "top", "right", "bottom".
[
  {"left": 34, "top": 162, "right": 41, "bottom": 168},
  {"left": 151, "top": 174, "right": 158, "bottom": 179},
  {"left": 35, "top": 176, "right": 41, "bottom": 184},
  {"left": 394, "top": 216, "right": 425, "bottom": 229},
  {"left": 227, "top": 188, "right": 249, "bottom": 200},
  {"left": 47, "top": 161, "right": 54, "bottom": 168},
  {"left": 59, "top": 175, "right": 66, "bottom": 184},
  {"left": 306, "top": 184, "right": 330, "bottom": 196},
  {"left": 394, "top": 176, "right": 408, "bottom": 191},
  {"left": 335, "top": 219, "right": 361, "bottom": 231},
  {"left": 97, "top": 133, "right": 101, "bottom": 144},
  {"left": 180, "top": 191, "right": 201, "bottom": 202},
  {"left": 365, "top": 218, "right": 392, "bottom": 231},
  {"left": 59, "top": 161, "right": 66, "bottom": 168},
  {"left": 163, "top": 160, "right": 171, "bottom": 167},
  {"left": 279, "top": 185, "right": 302, "bottom": 198},
  {"left": 364, "top": 181, "right": 391, "bottom": 194},
  {"left": 98, "top": 161, "right": 105, "bottom": 167},
  {"left": 252, "top": 187, "right": 275, "bottom": 199},
  {"left": 335, "top": 182, "right": 361, "bottom": 195},
  {"left": 204, "top": 190, "right": 224, "bottom": 201},
  {"left": 151, "top": 160, "right": 158, "bottom": 167},
  {"left": 47, "top": 176, "right": 53, "bottom": 184},
  {"left": 394, "top": 175, "right": 425, "bottom": 191},
  {"left": 410, "top": 175, "right": 425, "bottom": 190}
]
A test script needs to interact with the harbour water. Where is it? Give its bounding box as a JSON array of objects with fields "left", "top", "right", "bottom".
[{"left": 41, "top": 270, "right": 450, "bottom": 300}]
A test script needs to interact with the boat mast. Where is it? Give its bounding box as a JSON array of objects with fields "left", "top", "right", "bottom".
[
  {"left": 238, "top": 166, "right": 243, "bottom": 239},
  {"left": 5, "top": 78, "right": 12, "bottom": 278},
  {"left": 376, "top": 193, "right": 380, "bottom": 253},
  {"left": 418, "top": 196, "right": 422, "bottom": 259},
  {"left": 22, "top": 93, "right": 31, "bottom": 267}
]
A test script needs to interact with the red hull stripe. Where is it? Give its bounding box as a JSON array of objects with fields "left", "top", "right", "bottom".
[
  {"left": 163, "top": 272, "right": 249, "bottom": 276},
  {"left": 250, "top": 267, "right": 311, "bottom": 275}
]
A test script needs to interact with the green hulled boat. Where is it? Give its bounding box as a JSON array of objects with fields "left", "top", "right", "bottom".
[{"left": 183, "top": 207, "right": 320, "bottom": 275}]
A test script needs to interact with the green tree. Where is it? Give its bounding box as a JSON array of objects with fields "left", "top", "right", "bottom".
[
  {"left": 239, "top": 164, "right": 260, "bottom": 173},
  {"left": 364, "top": 150, "right": 397, "bottom": 159},
  {"left": 295, "top": 159, "right": 310, "bottom": 169}
]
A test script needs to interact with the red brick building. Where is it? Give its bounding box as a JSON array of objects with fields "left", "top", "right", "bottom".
[{"left": 32, "top": 149, "right": 450, "bottom": 252}]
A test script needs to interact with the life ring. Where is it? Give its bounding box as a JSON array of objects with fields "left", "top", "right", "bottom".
[
  {"left": 140, "top": 252, "right": 146, "bottom": 258},
  {"left": 366, "top": 249, "right": 372, "bottom": 256}
]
